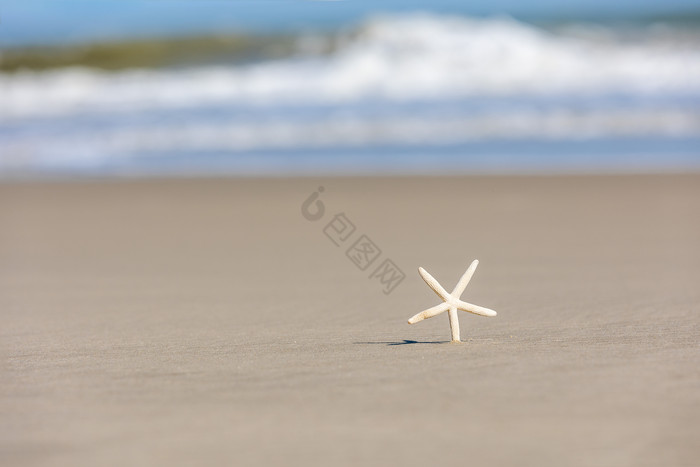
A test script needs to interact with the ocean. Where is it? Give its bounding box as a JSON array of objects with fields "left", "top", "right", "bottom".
[{"left": 1, "top": 9, "right": 700, "bottom": 176}]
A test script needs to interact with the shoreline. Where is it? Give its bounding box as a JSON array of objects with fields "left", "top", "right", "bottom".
[{"left": 2, "top": 170, "right": 700, "bottom": 185}]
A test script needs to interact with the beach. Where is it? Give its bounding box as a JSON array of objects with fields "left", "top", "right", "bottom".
[{"left": 1, "top": 174, "right": 699, "bottom": 466}]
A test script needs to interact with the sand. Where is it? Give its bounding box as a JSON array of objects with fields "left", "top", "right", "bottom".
[{"left": 1, "top": 175, "right": 699, "bottom": 466}]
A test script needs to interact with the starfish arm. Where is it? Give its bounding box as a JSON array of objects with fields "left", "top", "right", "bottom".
[
  {"left": 451, "top": 259, "right": 479, "bottom": 298},
  {"left": 455, "top": 299, "right": 497, "bottom": 317},
  {"left": 447, "top": 306, "right": 461, "bottom": 342},
  {"left": 408, "top": 302, "right": 450, "bottom": 324},
  {"left": 418, "top": 267, "right": 451, "bottom": 301}
]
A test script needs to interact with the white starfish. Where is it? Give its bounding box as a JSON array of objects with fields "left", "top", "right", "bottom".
[{"left": 408, "top": 260, "right": 496, "bottom": 343}]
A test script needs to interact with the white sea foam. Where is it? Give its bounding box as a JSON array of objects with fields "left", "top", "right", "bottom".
[
  {"left": 2, "top": 14, "right": 700, "bottom": 120},
  {"left": 1, "top": 13, "right": 700, "bottom": 174},
  {"left": 1, "top": 108, "right": 698, "bottom": 169}
]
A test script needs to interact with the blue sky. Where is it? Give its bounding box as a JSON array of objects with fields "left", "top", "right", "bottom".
[{"left": 1, "top": 0, "right": 699, "bottom": 45}]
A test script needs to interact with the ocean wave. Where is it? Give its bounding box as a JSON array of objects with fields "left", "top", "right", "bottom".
[
  {"left": 2, "top": 13, "right": 700, "bottom": 174},
  {"left": 2, "top": 13, "right": 700, "bottom": 120},
  {"left": 2, "top": 107, "right": 699, "bottom": 170}
]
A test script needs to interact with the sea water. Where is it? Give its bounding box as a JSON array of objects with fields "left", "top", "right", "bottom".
[{"left": 1, "top": 12, "right": 699, "bottom": 176}]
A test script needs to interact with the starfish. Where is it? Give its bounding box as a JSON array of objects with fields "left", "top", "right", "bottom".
[{"left": 408, "top": 260, "right": 496, "bottom": 343}]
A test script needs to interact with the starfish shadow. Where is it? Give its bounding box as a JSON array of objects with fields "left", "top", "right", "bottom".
[{"left": 354, "top": 339, "right": 449, "bottom": 346}]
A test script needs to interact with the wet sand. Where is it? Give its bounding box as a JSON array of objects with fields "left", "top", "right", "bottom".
[{"left": 1, "top": 175, "right": 699, "bottom": 466}]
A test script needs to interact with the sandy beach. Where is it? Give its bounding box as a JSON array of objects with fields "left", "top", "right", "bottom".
[{"left": 1, "top": 174, "right": 699, "bottom": 466}]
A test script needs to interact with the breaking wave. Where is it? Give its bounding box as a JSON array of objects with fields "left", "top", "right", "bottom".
[{"left": 1, "top": 13, "right": 700, "bottom": 174}]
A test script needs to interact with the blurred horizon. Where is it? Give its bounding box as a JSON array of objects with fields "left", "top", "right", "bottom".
[
  {"left": 2, "top": 0, "right": 700, "bottom": 47},
  {"left": 1, "top": 1, "right": 699, "bottom": 177}
]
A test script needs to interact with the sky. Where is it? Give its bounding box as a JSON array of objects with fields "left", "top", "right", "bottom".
[{"left": 1, "top": 0, "right": 699, "bottom": 45}]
